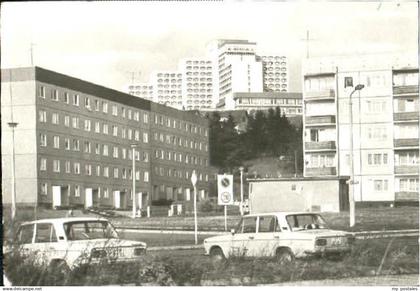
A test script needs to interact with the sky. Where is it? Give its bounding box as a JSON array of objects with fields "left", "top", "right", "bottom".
[{"left": 1, "top": 1, "right": 418, "bottom": 93}]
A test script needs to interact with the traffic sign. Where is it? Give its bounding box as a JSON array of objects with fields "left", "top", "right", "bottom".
[{"left": 217, "top": 174, "right": 233, "bottom": 205}]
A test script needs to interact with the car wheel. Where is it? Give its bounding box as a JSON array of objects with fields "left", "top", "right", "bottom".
[
  {"left": 276, "top": 248, "right": 295, "bottom": 264},
  {"left": 210, "top": 247, "right": 226, "bottom": 265}
]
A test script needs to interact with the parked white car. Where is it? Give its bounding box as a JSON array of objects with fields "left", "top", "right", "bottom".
[
  {"left": 203, "top": 212, "right": 355, "bottom": 263},
  {"left": 8, "top": 217, "right": 147, "bottom": 272}
]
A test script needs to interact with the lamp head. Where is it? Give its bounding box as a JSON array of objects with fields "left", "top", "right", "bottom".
[{"left": 355, "top": 84, "right": 365, "bottom": 91}]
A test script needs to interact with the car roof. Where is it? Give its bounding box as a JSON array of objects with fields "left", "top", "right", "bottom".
[
  {"left": 244, "top": 212, "right": 320, "bottom": 217},
  {"left": 20, "top": 216, "right": 109, "bottom": 225}
]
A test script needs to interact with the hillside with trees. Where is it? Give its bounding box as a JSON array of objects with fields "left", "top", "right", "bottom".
[{"left": 206, "top": 108, "right": 303, "bottom": 176}]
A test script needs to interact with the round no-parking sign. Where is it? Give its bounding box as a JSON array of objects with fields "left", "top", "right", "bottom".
[{"left": 217, "top": 174, "right": 233, "bottom": 205}]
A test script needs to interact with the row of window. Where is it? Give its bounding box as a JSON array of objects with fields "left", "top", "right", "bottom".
[
  {"left": 39, "top": 86, "right": 150, "bottom": 122},
  {"left": 153, "top": 166, "right": 208, "bottom": 182},
  {"left": 39, "top": 111, "right": 150, "bottom": 142},
  {"left": 39, "top": 134, "right": 150, "bottom": 161},
  {"left": 154, "top": 149, "right": 208, "bottom": 166},
  {"left": 153, "top": 114, "right": 208, "bottom": 137},
  {"left": 152, "top": 132, "right": 208, "bottom": 151},
  {"left": 40, "top": 158, "right": 150, "bottom": 181}
]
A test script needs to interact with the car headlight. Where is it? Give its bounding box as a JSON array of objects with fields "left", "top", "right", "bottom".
[
  {"left": 134, "top": 248, "right": 146, "bottom": 256},
  {"left": 91, "top": 248, "right": 107, "bottom": 258}
]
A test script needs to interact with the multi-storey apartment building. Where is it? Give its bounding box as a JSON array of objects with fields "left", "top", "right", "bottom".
[
  {"left": 126, "top": 83, "right": 154, "bottom": 101},
  {"left": 261, "top": 55, "right": 289, "bottom": 92},
  {"left": 2, "top": 67, "right": 211, "bottom": 210},
  {"left": 302, "top": 54, "right": 419, "bottom": 205},
  {"left": 150, "top": 70, "right": 184, "bottom": 109},
  {"left": 224, "top": 92, "right": 302, "bottom": 115},
  {"left": 179, "top": 58, "right": 214, "bottom": 110},
  {"left": 208, "top": 39, "right": 264, "bottom": 109}
]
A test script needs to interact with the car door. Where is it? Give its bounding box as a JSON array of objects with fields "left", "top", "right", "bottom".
[
  {"left": 231, "top": 216, "right": 257, "bottom": 257},
  {"left": 34, "top": 223, "right": 60, "bottom": 263},
  {"left": 253, "top": 215, "right": 281, "bottom": 257},
  {"left": 15, "top": 224, "right": 36, "bottom": 257}
]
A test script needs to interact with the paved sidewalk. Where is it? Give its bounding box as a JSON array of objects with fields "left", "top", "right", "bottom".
[{"left": 264, "top": 274, "right": 419, "bottom": 286}]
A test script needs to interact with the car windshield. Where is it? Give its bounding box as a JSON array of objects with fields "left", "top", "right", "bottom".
[
  {"left": 64, "top": 221, "right": 119, "bottom": 241},
  {"left": 286, "top": 214, "right": 328, "bottom": 231}
]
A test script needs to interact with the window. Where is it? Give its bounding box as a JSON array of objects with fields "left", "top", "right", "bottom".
[
  {"left": 121, "top": 107, "right": 126, "bottom": 118},
  {"left": 134, "top": 130, "right": 140, "bottom": 141},
  {"left": 72, "top": 117, "right": 79, "bottom": 129},
  {"left": 237, "top": 217, "right": 257, "bottom": 233},
  {"left": 17, "top": 224, "right": 35, "bottom": 244},
  {"left": 104, "top": 188, "right": 109, "bottom": 198},
  {"left": 64, "top": 138, "right": 70, "bottom": 150},
  {"left": 73, "top": 94, "right": 79, "bottom": 106},
  {"left": 40, "top": 134, "right": 47, "bottom": 147},
  {"left": 85, "top": 164, "right": 92, "bottom": 176},
  {"left": 113, "top": 146, "right": 119, "bottom": 158},
  {"left": 114, "top": 168, "right": 119, "bottom": 178},
  {"left": 122, "top": 148, "right": 127, "bottom": 159},
  {"left": 368, "top": 153, "right": 388, "bottom": 165},
  {"left": 65, "top": 161, "right": 71, "bottom": 173},
  {"left": 122, "top": 168, "right": 127, "bottom": 179},
  {"left": 84, "top": 120, "right": 91, "bottom": 131},
  {"left": 95, "top": 122, "right": 100, "bottom": 133},
  {"left": 95, "top": 143, "right": 100, "bottom": 155},
  {"left": 53, "top": 136, "right": 60, "bottom": 149},
  {"left": 35, "top": 223, "right": 57, "bottom": 243},
  {"left": 373, "top": 179, "right": 388, "bottom": 192},
  {"left": 52, "top": 113, "right": 59, "bottom": 125},
  {"left": 258, "top": 216, "right": 279, "bottom": 233},
  {"left": 39, "top": 86, "right": 45, "bottom": 98},
  {"left": 96, "top": 165, "right": 101, "bottom": 176},
  {"left": 74, "top": 162, "right": 80, "bottom": 174},
  {"left": 367, "top": 100, "right": 386, "bottom": 113},
  {"left": 39, "top": 110, "right": 47, "bottom": 123},
  {"left": 112, "top": 125, "right": 118, "bottom": 136},
  {"left": 134, "top": 111, "right": 139, "bottom": 121},
  {"left": 53, "top": 160, "right": 60, "bottom": 172},
  {"left": 94, "top": 99, "right": 99, "bottom": 111},
  {"left": 103, "top": 102, "right": 108, "bottom": 113},
  {"left": 128, "top": 129, "right": 132, "bottom": 140},
  {"left": 128, "top": 109, "right": 132, "bottom": 120},
  {"left": 40, "top": 158, "right": 47, "bottom": 171},
  {"left": 143, "top": 133, "right": 149, "bottom": 143},
  {"left": 112, "top": 105, "right": 118, "bottom": 116},
  {"left": 103, "top": 144, "right": 109, "bottom": 156},
  {"left": 75, "top": 185, "right": 81, "bottom": 197},
  {"left": 143, "top": 152, "right": 149, "bottom": 163},
  {"left": 143, "top": 113, "right": 149, "bottom": 123},
  {"left": 344, "top": 77, "right": 353, "bottom": 88},
  {"left": 64, "top": 115, "right": 70, "bottom": 127},
  {"left": 144, "top": 171, "right": 149, "bottom": 182},
  {"left": 103, "top": 124, "right": 109, "bottom": 135},
  {"left": 85, "top": 97, "right": 91, "bottom": 108},
  {"left": 367, "top": 127, "right": 387, "bottom": 140},
  {"left": 72, "top": 139, "right": 80, "bottom": 151},
  {"left": 399, "top": 178, "right": 419, "bottom": 192},
  {"left": 50, "top": 89, "right": 59, "bottom": 101},
  {"left": 64, "top": 92, "right": 69, "bottom": 104},
  {"left": 395, "top": 152, "right": 419, "bottom": 166},
  {"left": 84, "top": 141, "right": 91, "bottom": 153},
  {"left": 40, "top": 183, "right": 48, "bottom": 195},
  {"left": 103, "top": 167, "right": 109, "bottom": 178}
]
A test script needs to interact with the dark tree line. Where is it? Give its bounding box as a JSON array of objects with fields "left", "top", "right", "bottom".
[{"left": 207, "top": 107, "right": 302, "bottom": 172}]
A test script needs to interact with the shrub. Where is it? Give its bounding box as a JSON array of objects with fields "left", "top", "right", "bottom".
[
  {"left": 199, "top": 200, "right": 214, "bottom": 212},
  {"left": 151, "top": 199, "right": 173, "bottom": 206}
]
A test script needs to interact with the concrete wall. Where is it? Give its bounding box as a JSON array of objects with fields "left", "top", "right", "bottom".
[
  {"left": 249, "top": 179, "right": 342, "bottom": 214},
  {"left": 1, "top": 79, "right": 38, "bottom": 204}
]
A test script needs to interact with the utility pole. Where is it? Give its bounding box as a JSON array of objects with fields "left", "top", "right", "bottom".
[
  {"left": 127, "top": 71, "right": 141, "bottom": 85},
  {"left": 30, "top": 42, "right": 36, "bottom": 66}
]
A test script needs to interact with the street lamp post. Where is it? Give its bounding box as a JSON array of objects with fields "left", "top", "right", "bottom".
[
  {"left": 239, "top": 167, "right": 244, "bottom": 216},
  {"left": 191, "top": 170, "right": 198, "bottom": 245},
  {"left": 8, "top": 122, "right": 18, "bottom": 222},
  {"left": 349, "top": 84, "right": 364, "bottom": 228},
  {"left": 131, "top": 144, "right": 137, "bottom": 219}
]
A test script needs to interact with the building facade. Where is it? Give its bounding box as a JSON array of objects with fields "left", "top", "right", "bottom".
[
  {"left": 261, "top": 55, "right": 289, "bottom": 93},
  {"left": 126, "top": 83, "right": 154, "bottom": 101},
  {"left": 150, "top": 70, "right": 184, "bottom": 110},
  {"left": 302, "top": 54, "right": 419, "bottom": 204},
  {"left": 2, "top": 67, "right": 211, "bottom": 210},
  {"left": 222, "top": 92, "right": 302, "bottom": 115}
]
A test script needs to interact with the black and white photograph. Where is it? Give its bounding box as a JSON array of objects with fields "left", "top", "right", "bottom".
[{"left": 1, "top": 0, "right": 419, "bottom": 287}]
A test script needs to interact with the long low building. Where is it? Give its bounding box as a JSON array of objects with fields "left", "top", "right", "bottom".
[{"left": 1, "top": 67, "right": 212, "bottom": 210}]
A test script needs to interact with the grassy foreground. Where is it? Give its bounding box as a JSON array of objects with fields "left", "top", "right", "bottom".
[{"left": 4, "top": 236, "right": 418, "bottom": 286}]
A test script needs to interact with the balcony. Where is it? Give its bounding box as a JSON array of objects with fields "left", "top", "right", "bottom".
[
  {"left": 305, "top": 115, "right": 336, "bottom": 126},
  {"left": 394, "top": 138, "right": 419, "bottom": 148},
  {"left": 394, "top": 165, "right": 419, "bottom": 175},
  {"left": 393, "top": 112, "right": 419, "bottom": 122},
  {"left": 305, "top": 141, "right": 336, "bottom": 151},
  {"left": 305, "top": 167, "right": 337, "bottom": 176},
  {"left": 305, "top": 89, "right": 335, "bottom": 101},
  {"left": 393, "top": 85, "right": 419, "bottom": 96},
  {"left": 395, "top": 191, "right": 419, "bottom": 202}
]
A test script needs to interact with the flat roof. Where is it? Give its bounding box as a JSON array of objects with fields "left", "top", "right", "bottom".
[
  {"left": 233, "top": 92, "right": 302, "bottom": 100},
  {"left": 247, "top": 176, "right": 350, "bottom": 182}
]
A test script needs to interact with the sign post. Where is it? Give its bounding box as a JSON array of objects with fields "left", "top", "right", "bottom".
[
  {"left": 217, "top": 174, "right": 233, "bottom": 232},
  {"left": 191, "top": 170, "right": 198, "bottom": 244}
]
